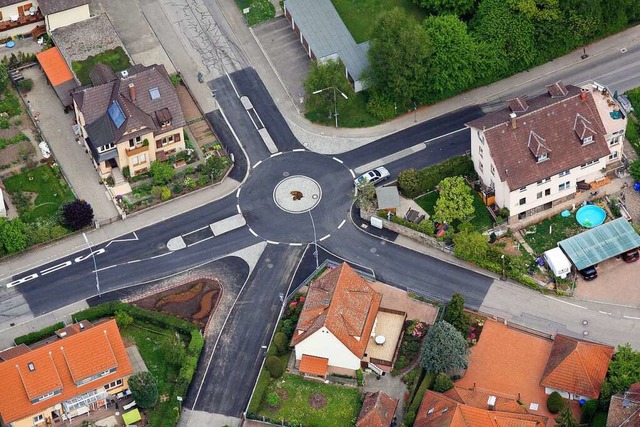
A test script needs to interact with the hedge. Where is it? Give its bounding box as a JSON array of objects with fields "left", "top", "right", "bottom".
[
  {"left": 398, "top": 156, "right": 475, "bottom": 198},
  {"left": 403, "top": 372, "right": 434, "bottom": 426},
  {"left": 14, "top": 321, "right": 65, "bottom": 346},
  {"left": 248, "top": 368, "right": 271, "bottom": 413},
  {"left": 72, "top": 301, "right": 198, "bottom": 335}
]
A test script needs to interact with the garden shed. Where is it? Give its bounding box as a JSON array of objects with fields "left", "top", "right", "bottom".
[{"left": 558, "top": 218, "right": 640, "bottom": 270}]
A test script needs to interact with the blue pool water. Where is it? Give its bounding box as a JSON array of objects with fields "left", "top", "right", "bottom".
[{"left": 576, "top": 205, "right": 606, "bottom": 228}]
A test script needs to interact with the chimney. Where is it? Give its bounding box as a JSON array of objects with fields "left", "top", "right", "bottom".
[
  {"left": 487, "top": 395, "right": 496, "bottom": 411},
  {"left": 510, "top": 112, "right": 517, "bottom": 129},
  {"left": 580, "top": 88, "right": 588, "bottom": 102},
  {"left": 129, "top": 83, "right": 136, "bottom": 102},
  {"left": 78, "top": 322, "right": 84, "bottom": 330}
]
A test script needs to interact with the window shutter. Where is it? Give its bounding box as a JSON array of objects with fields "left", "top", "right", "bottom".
[
  {"left": 174, "top": 133, "right": 181, "bottom": 142},
  {"left": 156, "top": 140, "right": 162, "bottom": 149}
]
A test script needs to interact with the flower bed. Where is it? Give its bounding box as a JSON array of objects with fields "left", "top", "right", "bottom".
[{"left": 392, "top": 319, "right": 429, "bottom": 374}]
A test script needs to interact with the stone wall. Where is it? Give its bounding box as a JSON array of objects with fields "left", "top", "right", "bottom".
[{"left": 360, "top": 210, "right": 447, "bottom": 251}]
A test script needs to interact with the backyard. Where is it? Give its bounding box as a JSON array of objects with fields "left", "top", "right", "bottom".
[
  {"left": 3, "top": 164, "right": 74, "bottom": 222},
  {"left": 235, "top": 0, "right": 275, "bottom": 26},
  {"left": 72, "top": 46, "right": 131, "bottom": 85},
  {"left": 522, "top": 212, "right": 586, "bottom": 255},
  {"left": 257, "top": 374, "right": 362, "bottom": 427},
  {"left": 415, "top": 188, "right": 494, "bottom": 232},
  {"left": 305, "top": 92, "right": 379, "bottom": 128},
  {"left": 331, "top": 0, "right": 427, "bottom": 43}
]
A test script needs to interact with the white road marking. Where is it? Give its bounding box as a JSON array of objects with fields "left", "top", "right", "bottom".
[
  {"left": 73, "top": 248, "right": 106, "bottom": 263},
  {"left": 624, "top": 315, "right": 640, "bottom": 320},
  {"left": 266, "top": 240, "right": 280, "bottom": 245},
  {"left": 248, "top": 227, "right": 258, "bottom": 237},
  {"left": 319, "top": 234, "right": 331, "bottom": 241},
  {"left": 149, "top": 252, "right": 171, "bottom": 260},
  {"left": 349, "top": 169, "right": 355, "bottom": 178},
  {"left": 332, "top": 157, "right": 344, "bottom": 164},
  {"left": 94, "top": 265, "right": 118, "bottom": 273},
  {"left": 270, "top": 152, "right": 283, "bottom": 157},
  {"left": 237, "top": 204, "right": 242, "bottom": 214},
  {"left": 6, "top": 273, "right": 39, "bottom": 288},
  {"left": 253, "top": 160, "right": 262, "bottom": 169},
  {"left": 598, "top": 311, "right": 612, "bottom": 315},
  {"left": 236, "top": 187, "right": 241, "bottom": 198},
  {"left": 188, "top": 236, "right": 216, "bottom": 247},
  {"left": 544, "top": 295, "right": 587, "bottom": 309},
  {"left": 127, "top": 260, "right": 141, "bottom": 264},
  {"left": 183, "top": 225, "right": 209, "bottom": 236},
  {"left": 105, "top": 231, "right": 139, "bottom": 248},
  {"left": 289, "top": 243, "right": 302, "bottom": 246},
  {"left": 41, "top": 261, "right": 72, "bottom": 275},
  {"left": 292, "top": 148, "right": 305, "bottom": 152},
  {"left": 338, "top": 220, "right": 346, "bottom": 229}
]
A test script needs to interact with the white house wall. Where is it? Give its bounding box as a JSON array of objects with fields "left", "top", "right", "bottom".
[
  {"left": 294, "top": 327, "right": 361, "bottom": 371},
  {"left": 45, "top": 4, "right": 90, "bottom": 32}
]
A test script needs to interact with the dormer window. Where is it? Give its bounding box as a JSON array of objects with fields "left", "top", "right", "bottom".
[
  {"left": 574, "top": 113, "right": 596, "bottom": 145},
  {"left": 528, "top": 130, "right": 551, "bottom": 163},
  {"left": 583, "top": 135, "right": 593, "bottom": 144},
  {"left": 537, "top": 152, "right": 549, "bottom": 163},
  {"left": 156, "top": 108, "right": 172, "bottom": 128}
]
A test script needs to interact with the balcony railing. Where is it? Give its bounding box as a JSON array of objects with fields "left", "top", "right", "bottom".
[{"left": 0, "top": 10, "right": 44, "bottom": 32}]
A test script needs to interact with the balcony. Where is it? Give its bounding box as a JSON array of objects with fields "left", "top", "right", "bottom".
[{"left": 0, "top": 10, "right": 44, "bottom": 33}]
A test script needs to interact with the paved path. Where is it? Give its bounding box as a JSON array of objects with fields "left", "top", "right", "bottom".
[{"left": 23, "top": 67, "right": 119, "bottom": 222}]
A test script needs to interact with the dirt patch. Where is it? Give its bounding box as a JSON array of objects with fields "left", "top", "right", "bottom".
[
  {"left": 133, "top": 278, "right": 222, "bottom": 328},
  {"left": 276, "top": 388, "right": 288, "bottom": 401},
  {"left": 308, "top": 392, "right": 327, "bottom": 410}
]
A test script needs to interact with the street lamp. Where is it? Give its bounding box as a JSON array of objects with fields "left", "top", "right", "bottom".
[
  {"left": 308, "top": 210, "right": 319, "bottom": 269},
  {"left": 312, "top": 87, "right": 348, "bottom": 128},
  {"left": 83, "top": 232, "right": 101, "bottom": 297},
  {"left": 500, "top": 254, "right": 506, "bottom": 281}
]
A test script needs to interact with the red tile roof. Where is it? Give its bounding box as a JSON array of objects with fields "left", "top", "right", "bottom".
[
  {"left": 291, "top": 263, "right": 382, "bottom": 359},
  {"left": 415, "top": 390, "right": 548, "bottom": 427},
  {"left": 357, "top": 391, "right": 398, "bottom": 427},
  {"left": 0, "top": 319, "right": 133, "bottom": 424},
  {"left": 444, "top": 386, "right": 528, "bottom": 414},
  {"left": 36, "top": 47, "right": 74, "bottom": 86},
  {"left": 540, "top": 335, "right": 613, "bottom": 399},
  {"left": 299, "top": 354, "right": 329, "bottom": 377},
  {"left": 466, "top": 84, "right": 611, "bottom": 189}
]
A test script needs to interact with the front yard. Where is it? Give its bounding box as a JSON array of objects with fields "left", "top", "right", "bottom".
[
  {"left": 415, "top": 187, "right": 494, "bottom": 232},
  {"left": 257, "top": 374, "right": 362, "bottom": 427},
  {"left": 235, "top": 0, "right": 275, "bottom": 26}
]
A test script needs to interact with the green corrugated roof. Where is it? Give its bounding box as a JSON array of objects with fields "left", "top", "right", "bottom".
[{"left": 558, "top": 218, "right": 640, "bottom": 270}]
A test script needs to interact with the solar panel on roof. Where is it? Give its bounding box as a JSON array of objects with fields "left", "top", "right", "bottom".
[{"left": 107, "top": 101, "right": 125, "bottom": 129}]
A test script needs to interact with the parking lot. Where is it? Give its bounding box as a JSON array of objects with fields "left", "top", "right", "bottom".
[{"left": 573, "top": 254, "right": 640, "bottom": 306}]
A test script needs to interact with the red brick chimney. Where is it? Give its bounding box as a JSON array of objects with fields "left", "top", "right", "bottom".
[{"left": 128, "top": 83, "right": 136, "bottom": 102}]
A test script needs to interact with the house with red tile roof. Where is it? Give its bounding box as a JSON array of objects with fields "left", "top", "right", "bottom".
[
  {"left": 541, "top": 334, "right": 614, "bottom": 400},
  {"left": 607, "top": 383, "right": 640, "bottom": 427},
  {"left": 415, "top": 389, "right": 548, "bottom": 427},
  {"left": 292, "top": 263, "right": 389, "bottom": 377},
  {"left": 0, "top": 319, "right": 133, "bottom": 427},
  {"left": 466, "top": 81, "right": 626, "bottom": 223},
  {"left": 356, "top": 391, "right": 398, "bottom": 427}
]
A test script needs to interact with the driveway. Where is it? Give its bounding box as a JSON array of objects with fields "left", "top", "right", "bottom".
[
  {"left": 23, "top": 67, "right": 119, "bottom": 222},
  {"left": 573, "top": 256, "right": 640, "bottom": 306}
]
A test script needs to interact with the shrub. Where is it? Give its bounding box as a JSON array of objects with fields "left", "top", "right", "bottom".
[
  {"left": 122, "top": 166, "right": 130, "bottom": 179},
  {"left": 398, "top": 156, "right": 474, "bottom": 198},
  {"left": 188, "top": 330, "right": 204, "bottom": 356},
  {"left": 432, "top": 373, "right": 453, "bottom": 392},
  {"left": 18, "top": 78, "right": 33, "bottom": 92},
  {"left": 266, "top": 392, "right": 280, "bottom": 407},
  {"left": 398, "top": 169, "right": 421, "bottom": 198},
  {"left": 14, "top": 321, "right": 64, "bottom": 346},
  {"left": 265, "top": 355, "right": 284, "bottom": 378},
  {"left": 581, "top": 399, "right": 597, "bottom": 424},
  {"left": 356, "top": 368, "right": 364, "bottom": 386},
  {"left": 178, "top": 355, "right": 198, "bottom": 386},
  {"left": 547, "top": 391, "right": 563, "bottom": 413},
  {"left": 128, "top": 371, "right": 159, "bottom": 409},
  {"left": 366, "top": 93, "right": 396, "bottom": 121},
  {"left": 0, "top": 118, "right": 8, "bottom": 129},
  {"left": 404, "top": 373, "right": 434, "bottom": 426},
  {"left": 150, "top": 161, "right": 175, "bottom": 185},
  {"left": 172, "top": 182, "right": 184, "bottom": 194},
  {"left": 273, "top": 332, "right": 289, "bottom": 356},
  {"left": 61, "top": 199, "right": 94, "bottom": 230},
  {"left": 115, "top": 310, "right": 133, "bottom": 329}
]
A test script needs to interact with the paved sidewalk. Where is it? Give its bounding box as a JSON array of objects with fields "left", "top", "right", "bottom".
[{"left": 23, "top": 67, "right": 119, "bottom": 222}]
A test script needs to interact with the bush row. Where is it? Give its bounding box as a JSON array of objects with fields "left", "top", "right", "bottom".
[
  {"left": 397, "top": 156, "right": 475, "bottom": 198},
  {"left": 247, "top": 369, "right": 271, "bottom": 414},
  {"left": 403, "top": 373, "right": 434, "bottom": 426},
  {"left": 14, "top": 321, "right": 65, "bottom": 346}
]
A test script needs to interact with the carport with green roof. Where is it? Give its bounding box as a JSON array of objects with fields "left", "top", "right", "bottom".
[{"left": 558, "top": 218, "right": 640, "bottom": 270}]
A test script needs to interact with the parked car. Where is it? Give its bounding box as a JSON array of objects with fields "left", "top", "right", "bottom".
[
  {"left": 622, "top": 248, "right": 639, "bottom": 263},
  {"left": 39, "top": 141, "right": 51, "bottom": 159},
  {"left": 579, "top": 266, "right": 598, "bottom": 281},
  {"left": 354, "top": 167, "right": 390, "bottom": 187},
  {"left": 618, "top": 94, "right": 633, "bottom": 114}
]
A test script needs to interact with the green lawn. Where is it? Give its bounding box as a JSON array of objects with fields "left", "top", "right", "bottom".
[
  {"left": 72, "top": 46, "right": 132, "bottom": 85},
  {"left": 332, "top": 0, "right": 428, "bottom": 43},
  {"left": 305, "top": 92, "right": 380, "bottom": 128},
  {"left": 236, "top": 0, "right": 275, "bottom": 26},
  {"left": 258, "top": 374, "right": 362, "bottom": 426},
  {"left": 121, "top": 322, "right": 187, "bottom": 427},
  {"left": 415, "top": 187, "right": 494, "bottom": 232},
  {"left": 4, "top": 165, "right": 74, "bottom": 222},
  {"left": 522, "top": 213, "right": 585, "bottom": 255}
]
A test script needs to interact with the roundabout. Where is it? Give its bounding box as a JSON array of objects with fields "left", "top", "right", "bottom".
[{"left": 238, "top": 151, "right": 353, "bottom": 244}]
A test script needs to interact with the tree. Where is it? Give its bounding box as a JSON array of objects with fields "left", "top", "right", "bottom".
[
  {"left": 433, "top": 373, "right": 454, "bottom": 392},
  {"left": 420, "top": 321, "right": 468, "bottom": 375},
  {"left": 265, "top": 355, "right": 284, "bottom": 378},
  {"left": 606, "top": 344, "right": 640, "bottom": 394},
  {"left": 433, "top": 176, "right": 474, "bottom": 224},
  {"left": 629, "top": 159, "right": 640, "bottom": 183},
  {"left": 0, "top": 218, "right": 27, "bottom": 253},
  {"left": 443, "top": 293, "right": 470, "bottom": 337},
  {"left": 161, "top": 334, "right": 186, "bottom": 367},
  {"left": 354, "top": 182, "right": 377, "bottom": 211},
  {"left": 128, "top": 371, "right": 158, "bottom": 409},
  {"left": 367, "top": 8, "right": 432, "bottom": 107},
  {"left": 546, "top": 391, "right": 563, "bottom": 413},
  {"left": 273, "top": 332, "right": 289, "bottom": 356},
  {"left": 453, "top": 229, "right": 489, "bottom": 262},
  {"left": 303, "top": 59, "right": 352, "bottom": 114},
  {"left": 150, "top": 161, "right": 175, "bottom": 185},
  {"left": 61, "top": 199, "right": 94, "bottom": 230},
  {"left": 414, "top": 0, "right": 475, "bottom": 16},
  {"left": 422, "top": 15, "right": 478, "bottom": 100},
  {"left": 556, "top": 401, "right": 579, "bottom": 427},
  {"left": 0, "top": 62, "right": 9, "bottom": 93}
]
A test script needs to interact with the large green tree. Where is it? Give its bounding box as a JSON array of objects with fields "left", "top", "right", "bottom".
[
  {"left": 453, "top": 229, "right": 489, "bottom": 263},
  {"left": 128, "top": 371, "right": 159, "bottom": 409},
  {"left": 556, "top": 402, "right": 579, "bottom": 427},
  {"left": 303, "top": 59, "right": 352, "bottom": 113},
  {"left": 443, "top": 293, "right": 470, "bottom": 337},
  {"left": 0, "top": 218, "right": 27, "bottom": 253},
  {"left": 420, "top": 321, "right": 468, "bottom": 375},
  {"left": 61, "top": 199, "right": 94, "bottom": 231},
  {"left": 413, "top": 0, "right": 475, "bottom": 16},
  {"left": 367, "top": 8, "right": 432, "bottom": 107},
  {"left": 433, "top": 176, "right": 474, "bottom": 224},
  {"left": 150, "top": 161, "right": 175, "bottom": 185}
]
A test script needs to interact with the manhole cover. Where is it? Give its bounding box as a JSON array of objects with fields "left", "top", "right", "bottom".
[
  {"left": 283, "top": 171, "right": 290, "bottom": 177},
  {"left": 273, "top": 175, "right": 322, "bottom": 214},
  {"left": 582, "top": 320, "right": 589, "bottom": 326},
  {"left": 583, "top": 331, "right": 589, "bottom": 336}
]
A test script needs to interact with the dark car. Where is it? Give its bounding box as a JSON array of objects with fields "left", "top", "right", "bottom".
[
  {"left": 622, "top": 249, "right": 640, "bottom": 263},
  {"left": 579, "top": 266, "right": 598, "bottom": 281}
]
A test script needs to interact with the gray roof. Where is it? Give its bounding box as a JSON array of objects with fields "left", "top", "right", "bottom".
[
  {"left": 38, "top": 0, "right": 90, "bottom": 15},
  {"left": 0, "top": 0, "right": 25, "bottom": 7},
  {"left": 376, "top": 186, "right": 400, "bottom": 210},
  {"left": 74, "top": 64, "right": 185, "bottom": 159},
  {"left": 558, "top": 218, "right": 640, "bottom": 270},
  {"left": 285, "top": 0, "right": 369, "bottom": 82},
  {"left": 51, "top": 14, "right": 125, "bottom": 63},
  {"left": 53, "top": 78, "right": 79, "bottom": 107}
]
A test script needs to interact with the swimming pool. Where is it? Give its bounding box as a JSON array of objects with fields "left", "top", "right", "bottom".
[{"left": 576, "top": 205, "right": 606, "bottom": 228}]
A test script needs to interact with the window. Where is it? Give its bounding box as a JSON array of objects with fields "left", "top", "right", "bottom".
[
  {"left": 519, "top": 197, "right": 526, "bottom": 206},
  {"left": 129, "top": 139, "right": 135, "bottom": 149},
  {"left": 537, "top": 177, "right": 551, "bottom": 185},
  {"left": 609, "top": 137, "right": 620, "bottom": 146},
  {"left": 545, "top": 188, "right": 551, "bottom": 196},
  {"left": 537, "top": 153, "right": 549, "bottom": 162},
  {"left": 477, "top": 130, "right": 484, "bottom": 143},
  {"left": 168, "top": 135, "right": 174, "bottom": 143},
  {"left": 105, "top": 378, "right": 123, "bottom": 390},
  {"left": 136, "top": 136, "right": 142, "bottom": 143},
  {"left": 139, "top": 153, "right": 147, "bottom": 163},
  {"left": 98, "top": 142, "right": 116, "bottom": 153},
  {"left": 132, "top": 155, "right": 139, "bottom": 165},
  {"left": 609, "top": 151, "right": 619, "bottom": 160},
  {"left": 582, "top": 135, "right": 594, "bottom": 144},
  {"left": 581, "top": 160, "right": 598, "bottom": 169},
  {"left": 149, "top": 87, "right": 161, "bottom": 100},
  {"left": 559, "top": 169, "right": 571, "bottom": 177},
  {"left": 33, "top": 414, "right": 44, "bottom": 425},
  {"left": 478, "top": 146, "right": 483, "bottom": 158},
  {"left": 479, "top": 162, "right": 484, "bottom": 172},
  {"left": 519, "top": 186, "right": 527, "bottom": 192},
  {"left": 490, "top": 164, "right": 495, "bottom": 175},
  {"left": 537, "top": 192, "right": 542, "bottom": 199},
  {"left": 559, "top": 181, "right": 571, "bottom": 191}
]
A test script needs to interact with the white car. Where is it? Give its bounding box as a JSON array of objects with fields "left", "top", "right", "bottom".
[
  {"left": 39, "top": 141, "right": 51, "bottom": 159},
  {"left": 354, "top": 167, "right": 390, "bottom": 187}
]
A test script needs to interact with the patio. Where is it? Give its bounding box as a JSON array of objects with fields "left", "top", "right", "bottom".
[
  {"left": 64, "top": 394, "right": 138, "bottom": 427},
  {"left": 365, "top": 309, "right": 405, "bottom": 366}
]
